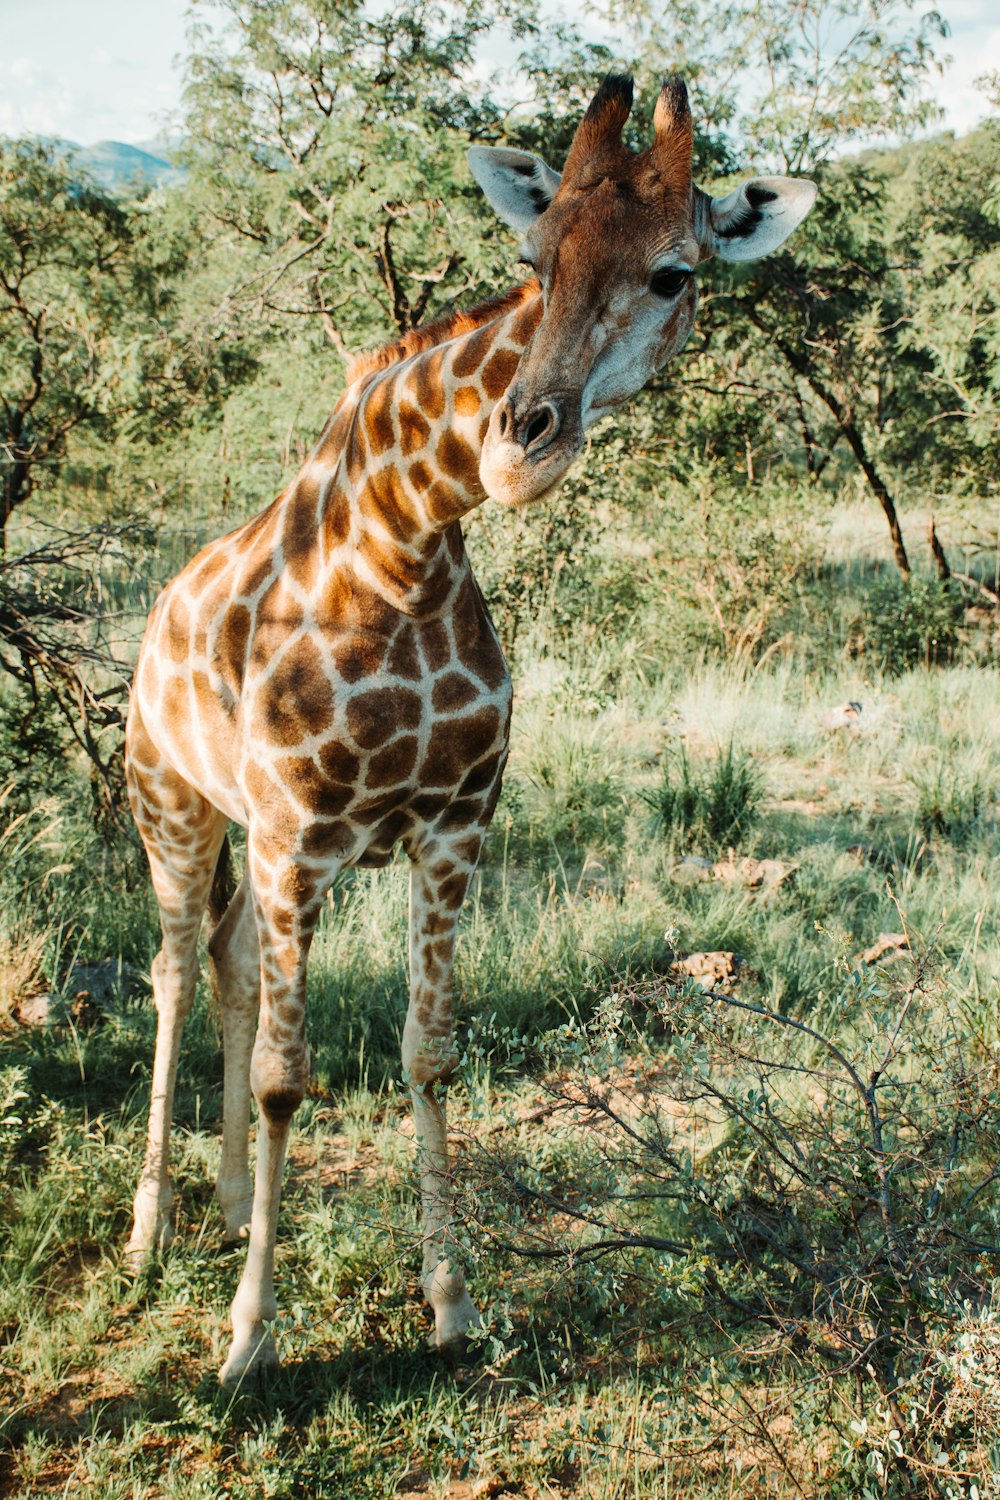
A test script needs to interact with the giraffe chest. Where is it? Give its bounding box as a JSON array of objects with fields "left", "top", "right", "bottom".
[{"left": 240, "top": 606, "right": 512, "bottom": 863}]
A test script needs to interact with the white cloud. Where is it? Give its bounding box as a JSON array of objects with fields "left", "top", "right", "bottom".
[
  {"left": 0, "top": 0, "right": 996, "bottom": 148},
  {"left": 0, "top": 0, "right": 188, "bottom": 144},
  {"left": 935, "top": 18, "right": 1000, "bottom": 133}
]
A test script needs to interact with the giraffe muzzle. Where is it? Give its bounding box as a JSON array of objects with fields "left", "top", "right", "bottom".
[{"left": 481, "top": 390, "right": 581, "bottom": 507}]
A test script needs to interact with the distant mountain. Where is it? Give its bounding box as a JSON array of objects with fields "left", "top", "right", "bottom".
[{"left": 37, "top": 137, "right": 185, "bottom": 195}]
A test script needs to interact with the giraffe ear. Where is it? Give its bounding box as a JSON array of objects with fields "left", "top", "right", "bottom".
[
  {"left": 468, "top": 147, "right": 562, "bottom": 232},
  {"left": 703, "top": 176, "right": 817, "bottom": 262}
]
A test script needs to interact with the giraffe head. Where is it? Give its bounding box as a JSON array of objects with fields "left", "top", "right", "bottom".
[{"left": 469, "top": 74, "right": 816, "bottom": 507}]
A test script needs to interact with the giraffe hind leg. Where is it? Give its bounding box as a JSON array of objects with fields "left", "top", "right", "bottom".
[
  {"left": 405, "top": 848, "right": 484, "bottom": 1355},
  {"left": 124, "top": 721, "right": 228, "bottom": 1268},
  {"left": 208, "top": 873, "right": 260, "bottom": 1241}
]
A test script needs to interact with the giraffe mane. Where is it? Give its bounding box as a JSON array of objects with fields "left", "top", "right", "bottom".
[{"left": 344, "top": 278, "right": 541, "bottom": 387}]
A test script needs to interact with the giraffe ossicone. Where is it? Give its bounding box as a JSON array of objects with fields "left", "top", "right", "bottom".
[{"left": 123, "top": 72, "right": 816, "bottom": 1386}]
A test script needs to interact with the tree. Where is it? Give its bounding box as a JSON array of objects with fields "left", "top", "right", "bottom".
[
  {"left": 705, "top": 158, "right": 919, "bottom": 575},
  {"left": 586, "top": 0, "right": 957, "bottom": 574},
  {"left": 180, "top": 0, "right": 542, "bottom": 366},
  {"left": 0, "top": 143, "right": 133, "bottom": 549}
]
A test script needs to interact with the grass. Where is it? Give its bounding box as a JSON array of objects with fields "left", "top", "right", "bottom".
[
  {"left": 1, "top": 541, "right": 1000, "bottom": 1494},
  {"left": 644, "top": 741, "right": 763, "bottom": 851}
]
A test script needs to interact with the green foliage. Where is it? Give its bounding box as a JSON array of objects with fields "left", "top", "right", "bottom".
[
  {"left": 0, "top": 137, "right": 260, "bottom": 546},
  {"left": 646, "top": 741, "right": 762, "bottom": 850},
  {"left": 0, "top": 685, "right": 70, "bottom": 811},
  {"left": 465, "top": 484, "right": 606, "bottom": 656},
  {"left": 0, "top": 142, "right": 129, "bottom": 539},
  {"left": 910, "top": 758, "right": 991, "bottom": 847},
  {"left": 856, "top": 573, "right": 962, "bottom": 673}
]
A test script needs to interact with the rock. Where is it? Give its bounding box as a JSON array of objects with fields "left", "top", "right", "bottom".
[
  {"left": 858, "top": 932, "right": 910, "bottom": 966},
  {"left": 668, "top": 950, "right": 745, "bottom": 990},
  {"left": 65, "top": 960, "right": 146, "bottom": 1010},
  {"left": 821, "top": 701, "right": 863, "bottom": 731},
  {"left": 15, "top": 992, "right": 68, "bottom": 1029},
  {"left": 712, "top": 852, "right": 797, "bottom": 890},
  {"left": 672, "top": 855, "right": 715, "bottom": 885},
  {"left": 14, "top": 960, "right": 146, "bottom": 1030}
]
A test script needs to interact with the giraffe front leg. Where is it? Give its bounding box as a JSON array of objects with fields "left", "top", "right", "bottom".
[
  {"left": 404, "top": 850, "right": 482, "bottom": 1354},
  {"left": 218, "top": 858, "right": 320, "bottom": 1389}
]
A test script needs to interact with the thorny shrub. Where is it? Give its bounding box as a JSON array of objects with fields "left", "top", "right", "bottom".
[{"left": 451, "top": 926, "right": 1000, "bottom": 1496}]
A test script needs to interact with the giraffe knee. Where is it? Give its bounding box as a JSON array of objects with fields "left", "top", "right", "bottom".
[
  {"left": 250, "top": 1039, "right": 308, "bottom": 1122},
  {"left": 151, "top": 949, "right": 198, "bottom": 1018}
]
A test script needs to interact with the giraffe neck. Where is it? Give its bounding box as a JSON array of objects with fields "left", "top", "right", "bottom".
[{"left": 285, "top": 286, "right": 544, "bottom": 616}]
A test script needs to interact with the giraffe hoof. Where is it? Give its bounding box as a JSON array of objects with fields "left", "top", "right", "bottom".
[
  {"left": 429, "top": 1327, "right": 480, "bottom": 1366},
  {"left": 122, "top": 1217, "right": 173, "bottom": 1274},
  {"left": 218, "top": 1331, "right": 280, "bottom": 1391},
  {"left": 121, "top": 1239, "right": 151, "bottom": 1277},
  {"left": 216, "top": 1176, "right": 253, "bottom": 1243},
  {"left": 219, "top": 1209, "right": 252, "bottom": 1245},
  {"left": 428, "top": 1292, "right": 483, "bottom": 1363}
]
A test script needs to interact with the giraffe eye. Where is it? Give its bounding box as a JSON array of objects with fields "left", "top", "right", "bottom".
[{"left": 650, "top": 267, "right": 691, "bottom": 298}]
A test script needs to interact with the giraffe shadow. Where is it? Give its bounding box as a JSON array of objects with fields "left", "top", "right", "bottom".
[{"left": 203, "top": 1339, "right": 463, "bottom": 1424}]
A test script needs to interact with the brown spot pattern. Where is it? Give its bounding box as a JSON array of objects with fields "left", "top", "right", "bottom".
[
  {"left": 346, "top": 686, "right": 422, "bottom": 750},
  {"left": 400, "top": 405, "right": 431, "bottom": 456},
  {"left": 365, "top": 380, "right": 396, "bottom": 454},
  {"left": 437, "top": 431, "right": 478, "bottom": 487},
  {"left": 276, "top": 755, "right": 354, "bottom": 817},
  {"left": 282, "top": 476, "right": 321, "bottom": 587},
  {"left": 454, "top": 385, "right": 480, "bottom": 417},
  {"left": 263, "top": 638, "right": 335, "bottom": 744},
  {"left": 386, "top": 630, "right": 421, "bottom": 680},
  {"left": 432, "top": 672, "right": 478, "bottom": 713},
  {"left": 319, "top": 739, "right": 361, "bottom": 783},
  {"left": 421, "top": 707, "right": 500, "bottom": 787},
  {"left": 482, "top": 347, "right": 521, "bottom": 400},
  {"left": 366, "top": 735, "right": 419, "bottom": 787},
  {"left": 420, "top": 621, "right": 451, "bottom": 673},
  {"left": 215, "top": 604, "right": 251, "bottom": 691}
]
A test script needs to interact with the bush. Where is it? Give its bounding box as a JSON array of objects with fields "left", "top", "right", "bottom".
[
  {"left": 855, "top": 574, "right": 961, "bottom": 674},
  {"left": 465, "top": 486, "right": 607, "bottom": 657},
  {"left": 645, "top": 471, "right": 812, "bottom": 666},
  {"left": 910, "top": 760, "right": 991, "bottom": 847},
  {"left": 0, "top": 684, "right": 70, "bottom": 813},
  {"left": 646, "top": 742, "right": 762, "bottom": 850},
  {"left": 456, "top": 931, "right": 1000, "bottom": 1497}
]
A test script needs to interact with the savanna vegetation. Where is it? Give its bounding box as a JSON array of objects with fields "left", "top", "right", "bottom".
[{"left": 1, "top": 0, "right": 998, "bottom": 1494}]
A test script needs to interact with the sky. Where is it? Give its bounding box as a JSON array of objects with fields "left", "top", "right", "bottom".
[{"left": 0, "top": 0, "right": 997, "bottom": 147}]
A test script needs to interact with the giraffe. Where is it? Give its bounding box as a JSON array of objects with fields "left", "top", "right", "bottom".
[{"left": 124, "top": 73, "right": 816, "bottom": 1386}]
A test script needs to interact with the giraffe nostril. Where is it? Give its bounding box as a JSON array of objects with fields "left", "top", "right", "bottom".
[
  {"left": 524, "top": 411, "right": 551, "bottom": 447},
  {"left": 520, "top": 402, "right": 559, "bottom": 454},
  {"left": 498, "top": 406, "right": 510, "bottom": 438}
]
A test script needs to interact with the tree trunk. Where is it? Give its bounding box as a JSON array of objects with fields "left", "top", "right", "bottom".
[
  {"left": 773, "top": 338, "right": 910, "bottom": 577},
  {"left": 0, "top": 458, "right": 30, "bottom": 556},
  {"left": 837, "top": 416, "right": 910, "bottom": 577},
  {"left": 928, "top": 516, "right": 950, "bottom": 581}
]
